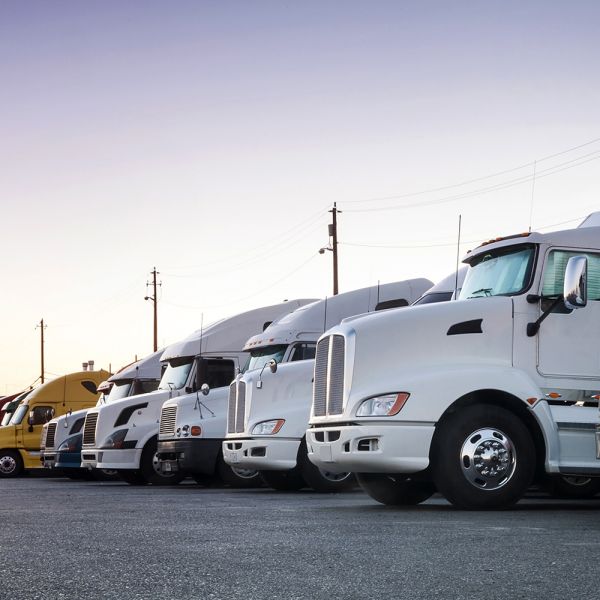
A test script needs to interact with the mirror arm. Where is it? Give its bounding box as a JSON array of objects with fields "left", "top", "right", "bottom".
[{"left": 526, "top": 295, "right": 564, "bottom": 337}]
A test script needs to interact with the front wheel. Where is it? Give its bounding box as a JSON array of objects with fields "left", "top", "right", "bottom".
[
  {"left": 140, "top": 437, "right": 185, "bottom": 486},
  {"left": 431, "top": 405, "right": 535, "bottom": 510},
  {"left": 356, "top": 473, "right": 435, "bottom": 505},
  {"left": 0, "top": 450, "right": 24, "bottom": 478},
  {"left": 216, "top": 453, "right": 262, "bottom": 488},
  {"left": 298, "top": 440, "right": 355, "bottom": 493}
]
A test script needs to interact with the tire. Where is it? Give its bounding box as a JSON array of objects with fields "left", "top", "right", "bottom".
[
  {"left": 95, "top": 469, "right": 120, "bottom": 482},
  {"left": 431, "top": 404, "right": 535, "bottom": 510},
  {"left": 356, "top": 473, "right": 435, "bottom": 505},
  {"left": 117, "top": 469, "right": 147, "bottom": 485},
  {"left": 0, "top": 450, "right": 24, "bottom": 478},
  {"left": 192, "top": 474, "right": 217, "bottom": 487},
  {"left": 544, "top": 474, "right": 600, "bottom": 499},
  {"left": 216, "top": 453, "right": 263, "bottom": 488},
  {"left": 298, "top": 440, "right": 356, "bottom": 493},
  {"left": 260, "top": 468, "right": 306, "bottom": 491},
  {"left": 139, "top": 437, "right": 185, "bottom": 486}
]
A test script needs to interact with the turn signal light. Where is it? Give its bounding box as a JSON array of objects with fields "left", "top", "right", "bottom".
[{"left": 190, "top": 425, "right": 201, "bottom": 436}]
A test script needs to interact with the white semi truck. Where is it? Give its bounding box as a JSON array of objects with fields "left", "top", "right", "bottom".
[
  {"left": 81, "top": 300, "right": 313, "bottom": 485},
  {"left": 41, "top": 350, "right": 163, "bottom": 474},
  {"left": 306, "top": 215, "right": 600, "bottom": 509},
  {"left": 222, "top": 278, "right": 432, "bottom": 492}
]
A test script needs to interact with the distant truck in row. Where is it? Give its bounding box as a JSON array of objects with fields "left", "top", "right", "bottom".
[
  {"left": 0, "top": 368, "right": 109, "bottom": 477},
  {"left": 222, "top": 278, "right": 433, "bottom": 492},
  {"left": 306, "top": 214, "right": 600, "bottom": 509},
  {"left": 42, "top": 351, "right": 163, "bottom": 477},
  {"left": 82, "top": 300, "right": 314, "bottom": 486}
]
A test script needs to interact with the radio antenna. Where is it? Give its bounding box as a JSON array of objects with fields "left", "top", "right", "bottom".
[
  {"left": 199, "top": 312, "right": 204, "bottom": 356},
  {"left": 528, "top": 160, "right": 537, "bottom": 233},
  {"left": 454, "top": 214, "right": 462, "bottom": 299}
]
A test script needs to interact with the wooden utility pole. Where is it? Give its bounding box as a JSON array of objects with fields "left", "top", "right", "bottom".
[
  {"left": 145, "top": 268, "right": 160, "bottom": 352},
  {"left": 329, "top": 203, "right": 340, "bottom": 295},
  {"left": 36, "top": 319, "right": 47, "bottom": 383}
]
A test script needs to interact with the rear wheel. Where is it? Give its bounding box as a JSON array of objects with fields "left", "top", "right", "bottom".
[
  {"left": 139, "top": 437, "right": 185, "bottom": 486},
  {"left": 298, "top": 440, "right": 355, "bottom": 493},
  {"left": 0, "top": 450, "right": 24, "bottom": 478},
  {"left": 260, "top": 468, "right": 306, "bottom": 491},
  {"left": 432, "top": 404, "right": 535, "bottom": 510},
  {"left": 357, "top": 473, "right": 435, "bottom": 505},
  {"left": 216, "top": 453, "right": 262, "bottom": 488},
  {"left": 544, "top": 474, "right": 600, "bottom": 499}
]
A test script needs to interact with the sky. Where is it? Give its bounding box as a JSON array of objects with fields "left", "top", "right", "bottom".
[{"left": 1, "top": 0, "right": 599, "bottom": 392}]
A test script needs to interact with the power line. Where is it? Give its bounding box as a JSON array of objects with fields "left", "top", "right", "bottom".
[{"left": 340, "top": 136, "right": 600, "bottom": 206}]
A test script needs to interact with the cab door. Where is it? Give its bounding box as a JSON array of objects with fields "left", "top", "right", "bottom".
[{"left": 19, "top": 404, "right": 55, "bottom": 454}]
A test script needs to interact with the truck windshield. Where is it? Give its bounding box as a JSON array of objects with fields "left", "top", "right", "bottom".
[
  {"left": 460, "top": 245, "right": 535, "bottom": 299},
  {"left": 159, "top": 358, "right": 193, "bottom": 390},
  {"left": 243, "top": 345, "right": 288, "bottom": 373},
  {"left": 104, "top": 381, "right": 132, "bottom": 403},
  {"left": 9, "top": 404, "right": 29, "bottom": 426}
]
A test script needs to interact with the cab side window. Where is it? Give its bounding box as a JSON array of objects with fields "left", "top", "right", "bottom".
[
  {"left": 205, "top": 360, "right": 236, "bottom": 389},
  {"left": 31, "top": 406, "right": 54, "bottom": 425},
  {"left": 542, "top": 250, "right": 600, "bottom": 300},
  {"left": 289, "top": 343, "right": 317, "bottom": 362}
]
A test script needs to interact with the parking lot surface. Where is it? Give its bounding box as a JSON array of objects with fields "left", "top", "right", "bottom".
[{"left": 0, "top": 476, "right": 598, "bottom": 600}]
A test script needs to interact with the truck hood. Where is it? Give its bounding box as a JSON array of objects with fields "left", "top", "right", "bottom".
[{"left": 342, "top": 297, "right": 515, "bottom": 407}]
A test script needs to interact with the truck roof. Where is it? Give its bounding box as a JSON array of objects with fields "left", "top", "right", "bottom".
[
  {"left": 24, "top": 370, "right": 110, "bottom": 403},
  {"left": 465, "top": 212, "right": 600, "bottom": 262},
  {"left": 108, "top": 349, "right": 164, "bottom": 382},
  {"left": 244, "top": 278, "right": 433, "bottom": 350},
  {"left": 161, "top": 299, "right": 317, "bottom": 361}
]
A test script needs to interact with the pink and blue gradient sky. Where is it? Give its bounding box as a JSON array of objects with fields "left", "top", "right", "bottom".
[{"left": 1, "top": 1, "right": 599, "bottom": 390}]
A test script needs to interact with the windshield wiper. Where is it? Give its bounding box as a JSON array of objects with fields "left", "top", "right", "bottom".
[{"left": 468, "top": 288, "right": 493, "bottom": 298}]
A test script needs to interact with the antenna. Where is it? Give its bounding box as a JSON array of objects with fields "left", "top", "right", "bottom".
[
  {"left": 528, "top": 160, "right": 537, "bottom": 233},
  {"left": 454, "top": 214, "right": 462, "bottom": 299},
  {"left": 199, "top": 313, "right": 204, "bottom": 356}
]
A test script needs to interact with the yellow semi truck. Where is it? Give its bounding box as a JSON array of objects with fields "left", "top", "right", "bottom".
[{"left": 0, "top": 369, "right": 110, "bottom": 477}]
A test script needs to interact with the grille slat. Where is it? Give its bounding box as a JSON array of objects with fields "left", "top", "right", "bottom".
[
  {"left": 159, "top": 406, "right": 177, "bottom": 437},
  {"left": 82, "top": 412, "right": 98, "bottom": 446},
  {"left": 235, "top": 381, "right": 246, "bottom": 433},
  {"left": 45, "top": 423, "right": 57, "bottom": 449},
  {"left": 327, "top": 335, "right": 345, "bottom": 415},
  {"left": 227, "top": 382, "right": 236, "bottom": 434},
  {"left": 313, "top": 337, "right": 331, "bottom": 416}
]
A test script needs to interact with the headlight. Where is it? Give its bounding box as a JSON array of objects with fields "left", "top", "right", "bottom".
[
  {"left": 58, "top": 434, "right": 82, "bottom": 453},
  {"left": 251, "top": 419, "right": 285, "bottom": 435},
  {"left": 356, "top": 393, "right": 410, "bottom": 417},
  {"left": 100, "top": 429, "right": 129, "bottom": 449}
]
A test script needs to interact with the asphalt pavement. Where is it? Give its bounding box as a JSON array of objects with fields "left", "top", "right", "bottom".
[{"left": 0, "top": 476, "right": 598, "bottom": 600}]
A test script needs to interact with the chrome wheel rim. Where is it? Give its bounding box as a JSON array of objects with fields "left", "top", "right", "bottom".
[
  {"left": 460, "top": 428, "right": 516, "bottom": 490},
  {"left": 318, "top": 469, "right": 352, "bottom": 483},
  {"left": 0, "top": 455, "right": 17, "bottom": 475},
  {"left": 152, "top": 453, "right": 175, "bottom": 478},
  {"left": 231, "top": 467, "right": 258, "bottom": 479}
]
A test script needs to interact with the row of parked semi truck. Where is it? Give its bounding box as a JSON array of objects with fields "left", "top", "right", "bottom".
[{"left": 2, "top": 213, "right": 600, "bottom": 509}]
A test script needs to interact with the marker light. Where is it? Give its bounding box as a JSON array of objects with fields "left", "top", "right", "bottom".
[
  {"left": 356, "top": 393, "right": 410, "bottom": 417},
  {"left": 190, "top": 425, "right": 201, "bottom": 436},
  {"left": 251, "top": 419, "right": 285, "bottom": 435}
]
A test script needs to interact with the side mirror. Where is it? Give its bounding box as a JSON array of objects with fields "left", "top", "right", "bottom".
[
  {"left": 268, "top": 359, "right": 278, "bottom": 374},
  {"left": 564, "top": 255, "right": 587, "bottom": 310},
  {"left": 201, "top": 383, "right": 210, "bottom": 396},
  {"left": 195, "top": 358, "right": 207, "bottom": 392},
  {"left": 28, "top": 411, "right": 34, "bottom": 426}
]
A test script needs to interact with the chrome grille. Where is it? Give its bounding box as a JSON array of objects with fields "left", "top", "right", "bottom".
[
  {"left": 327, "top": 335, "right": 345, "bottom": 415},
  {"left": 313, "top": 337, "right": 330, "bottom": 416},
  {"left": 82, "top": 412, "right": 98, "bottom": 446},
  {"left": 159, "top": 406, "right": 177, "bottom": 437},
  {"left": 227, "top": 382, "right": 236, "bottom": 434},
  {"left": 45, "top": 423, "right": 57, "bottom": 449},
  {"left": 235, "top": 381, "right": 246, "bottom": 433}
]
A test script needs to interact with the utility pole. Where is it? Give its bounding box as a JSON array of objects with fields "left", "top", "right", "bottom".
[
  {"left": 330, "top": 203, "right": 340, "bottom": 295},
  {"left": 36, "top": 319, "right": 47, "bottom": 383},
  {"left": 145, "top": 268, "right": 161, "bottom": 352},
  {"left": 320, "top": 204, "right": 341, "bottom": 295}
]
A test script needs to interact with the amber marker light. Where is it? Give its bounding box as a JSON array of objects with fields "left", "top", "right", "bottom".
[
  {"left": 190, "top": 425, "right": 202, "bottom": 436},
  {"left": 526, "top": 397, "right": 538, "bottom": 406}
]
